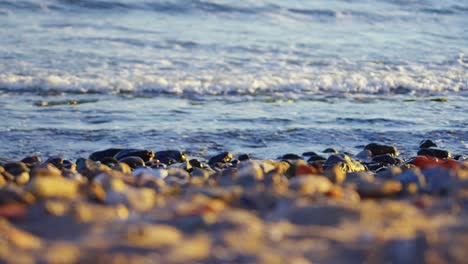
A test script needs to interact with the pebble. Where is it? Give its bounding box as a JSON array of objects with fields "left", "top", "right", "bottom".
[
  {"left": 114, "top": 149, "right": 155, "bottom": 162},
  {"left": 125, "top": 224, "right": 182, "bottom": 247},
  {"left": 28, "top": 177, "right": 79, "bottom": 199},
  {"left": 364, "top": 143, "right": 398, "bottom": 157},
  {"left": 355, "top": 178, "right": 402, "bottom": 198},
  {"left": 417, "top": 148, "right": 451, "bottom": 159},
  {"left": 154, "top": 150, "right": 187, "bottom": 164},
  {"left": 238, "top": 154, "right": 251, "bottom": 161},
  {"left": 89, "top": 148, "right": 124, "bottom": 162},
  {"left": 288, "top": 175, "right": 333, "bottom": 195},
  {"left": 419, "top": 139, "right": 437, "bottom": 149},
  {"left": 372, "top": 154, "right": 401, "bottom": 165},
  {"left": 288, "top": 204, "right": 359, "bottom": 226},
  {"left": 323, "top": 154, "right": 366, "bottom": 173},
  {"left": 112, "top": 162, "right": 132, "bottom": 174},
  {"left": 208, "top": 152, "right": 233, "bottom": 166},
  {"left": 76, "top": 158, "right": 111, "bottom": 181},
  {"left": 281, "top": 153, "right": 302, "bottom": 160},
  {"left": 118, "top": 156, "right": 145, "bottom": 169},
  {"left": 323, "top": 148, "right": 339, "bottom": 154},
  {"left": 31, "top": 163, "right": 62, "bottom": 178},
  {"left": 21, "top": 156, "right": 41, "bottom": 165}
]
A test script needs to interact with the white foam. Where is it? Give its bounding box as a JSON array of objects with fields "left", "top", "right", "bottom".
[{"left": 0, "top": 62, "right": 466, "bottom": 96}]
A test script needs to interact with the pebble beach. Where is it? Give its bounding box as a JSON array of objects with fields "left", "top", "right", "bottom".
[
  {"left": 1, "top": 0, "right": 467, "bottom": 263},
  {"left": 1, "top": 142, "right": 468, "bottom": 263}
]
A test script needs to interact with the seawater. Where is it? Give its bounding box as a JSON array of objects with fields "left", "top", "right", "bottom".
[{"left": 0, "top": 0, "right": 467, "bottom": 159}]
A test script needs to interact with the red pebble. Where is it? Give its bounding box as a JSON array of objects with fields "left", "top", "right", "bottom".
[
  {"left": 0, "top": 203, "right": 27, "bottom": 220},
  {"left": 412, "top": 156, "right": 458, "bottom": 170}
]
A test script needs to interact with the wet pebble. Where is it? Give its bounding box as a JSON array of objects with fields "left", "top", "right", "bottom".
[
  {"left": 364, "top": 143, "right": 398, "bottom": 157},
  {"left": 118, "top": 156, "right": 145, "bottom": 169},
  {"left": 208, "top": 152, "right": 233, "bottom": 166},
  {"left": 419, "top": 139, "right": 437, "bottom": 149},
  {"left": 114, "top": 149, "right": 155, "bottom": 162},
  {"left": 154, "top": 150, "right": 187, "bottom": 164},
  {"left": 417, "top": 148, "right": 451, "bottom": 159}
]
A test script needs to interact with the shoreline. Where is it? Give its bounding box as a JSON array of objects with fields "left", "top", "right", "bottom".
[{"left": 1, "top": 142, "right": 467, "bottom": 263}]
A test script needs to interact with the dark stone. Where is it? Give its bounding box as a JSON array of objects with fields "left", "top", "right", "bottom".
[
  {"left": 454, "top": 154, "right": 466, "bottom": 161},
  {"left": 100, "top": 157, "right": 119, "bottom": 166},
  {"left": 45, "top": 157, "right": 64, "bottom": 169},
  {"left": 372, "top": 154, "right": 401, "bottom": 165},
  {"left": 238, "top": 154, "right": 250, "bottom": 161},
  {"left": 3, "top": 162, "right": 29, "bottom": 176},
  {"left": 323, "top": 148, "right": 339, "bottom": 154},
  {"left": 364, "top": 162, "right": 384, "bottom": 171},
  {"left": 417, "top": 148, "right": 450, "bottom": 159},
  {"left": 208, "top": 152, "right": 233, "bottom": 166},
  {"left": 364, "top": 143, "right": 398, "bottom": 157},
  {"left": 21, "top": 156, "right": 41, "bottom": 164},
  {"left": 154, "top": 150, "right": 187, "bottom": 164},
  {"left": 307, "top": 155, "right": 326, "bottom": 162},
  {"left": 302, "top": 151, "right": 319, "bottom": 157},
  {"left": 89, "top": 148, "right": 124, "bottom": 162},
  {"left": 114, "top": 149, "right": 155, "bottom": 162},
  {"left": 189, "top": 159, "right": 204, "bottom": 169},
  {"left": 281, "top": 153, "right": 302, "bottom": 160},
  {"left": 76, "top": 158, "right": 111, "bottom": 181},
  {"left": 118, "top": 156, "right": 145, "bottom": 169},
  {"left": 419, "top": 139, "right": 437, "bottom": 149}
]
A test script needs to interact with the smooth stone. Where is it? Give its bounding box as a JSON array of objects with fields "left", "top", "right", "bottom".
[
  {"left": 323, "top": 148, "right": 339, "bottom": 154},
  {"left": 112, "top": 162, "right": 132, "bottom": 174},
  {"left": 190, "top": 168, "right": 211, "bottom": 180},
  {"left": 324, "top": 154, "right": 366, "bottom": 173},
  {"left": 281, "top": 153, "right": 302, "bottom": 160},
  {"left": 238, "top": 154, "right": 251, "bottom": 161},
  {"left": 154, "top": 150, "right": 187, "bottom": 164},
  {"left": 61, "top": 169, "right": 86, "bottom": 182},
  {"left": 355, "top": 179, "right": 402, "bottom": 198},
  {"left": 372, "top": 154, "right": 401, "bottom": 165},
  {"left": 189, "top": 159, "right": 204, "bottom": 169},
  {"left": 208, "top": 152, "right": 233, "bottom": 166},
  {"left": 28, "top": 177, "right": 79, "bottom": 198},
  {"left": 324, "top": 164, "right": 346, "bottom": 183},
  {"left": 3, "top": 162, "right": 29, "bottom": 176},
  {"left": 21, "top": 156, "right": 41, "bottom": 164},
  {"left": 31, "top": 163, "right": 62, "bottom": 178},
  {"left": 288, "top": 175, "right": 333, "bottom": 195},
  {"left": 100, "top": 157, "right": 119, "bottom": 166},
  {"left": 302, "top": 151, "right": 319, "bottom": 157},
  {"left": 356, "top": 149, "right": 373, "bottom": 161},
  {"left": 89, "top": 148, "right": 124, "bottom": 162},
  {"left": 307, "top": 154, "right": 326, "bottom": 162},
  {"left": 168, "top": 161, "right": 192, "bottom": 172},
  {"left": 288, "top": 205, "right": 359, "bottom": 226},
  {"left": 419, "top": 139, "right": 437, "bottom": 149},
  {"left": 364, "top": 143, "right": 398, "bottom": 157},
  {"left": 345, "top": 171, "right": 375, "bottom": 183},
  {"left": 376, "top": 166, "right": 403, "bottom": 180},
  {"left": 133, "top": 167, "right": 168, "bottom": 179},
  {"left": 454, "top": 154, "right": 467, "bottom": 161},
  {"left": 417, "top": 148, "right": 451, "bottom": 159},
  {"left": 125, "top": 224, "right": 182, "bottom": 247},
  {"left": 118, "top": 156, "right": 145, "bottom": 169},
  {"left": 114, "top": 149, "right": 154, "bottom": 162},
  {"left": 76, "top": 158, "right": 112, "bottom": 181}
]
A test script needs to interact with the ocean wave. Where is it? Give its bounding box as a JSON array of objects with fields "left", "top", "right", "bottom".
[{"left": 0, "top": 67, "right": 466, "bottom": 96}]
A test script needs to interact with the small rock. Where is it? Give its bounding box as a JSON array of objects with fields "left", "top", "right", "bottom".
[
  {"left": 208, "top": 152, "right": 233, "bottom": 166},
  {"left": 114, "top": 149, "right": 155, "bottom": 162},
  {"left": 281, "top": 153, "right": 302, "bottom": 160},
  {"left": 307, "top": 154, "right": 326, "bottom": 162},
  {"left": 28, "top": 177, "right": 79, "bottom": 199},
  {"left": 76, "top": 158, "right": 111, "bottom": 181},
  {"left": 422, "top": 167, "right": 455, "bottom": 194},
  {"left": 355, "top": 179, "right": 402, "bottom": 198},
  {"left": 21, "top": 156, "right": 41, "bottom": 164},
  {"left": 288, "top": 175, "right": 333, "bottom": 195},
  {"left": 189, "top": 159, "right": 204, "bottom": 168},
  {"left": 419, "top": 139, "right": 437, "bottom": 149},
  {"left": 154, "top": 150, "right": 187, "bottom": 164},
  {"left": 31, "top": 163, "right": 62, "bottom": 178},
  {"left": 372, "top": 154, "right": 401, "bottom": 165},
  {"left": 323, "top": 148, "right": 339, "bottom": 154},
  {"left": 118, "top": 156, "right": 145, "bottom": 169},
  {"left": 238, "top": 154, "right": 251, "bottom": 161},
  {"left": 112, "top": 162, "right": 132, "bottom": 174},
  {"left": 324, "top": 154, "right": 366, "bottom": 173},
  {"left": 89, "top": 148, "right": 124, "bottom": 162},
  {"left": 417, "top": 148, "right": 451, "bottom": 159},
  {"left": 125, "top": 224, "right": 182, "bottom": 247},
  {"left": 364, "top": 143, "right": 398, "bottom": 157},
  {"left": 376, "top": 166, "right": 403, "bottom": 180},
  {"left": 394, "top": 167, "right": 427, "bottom": 189}
]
